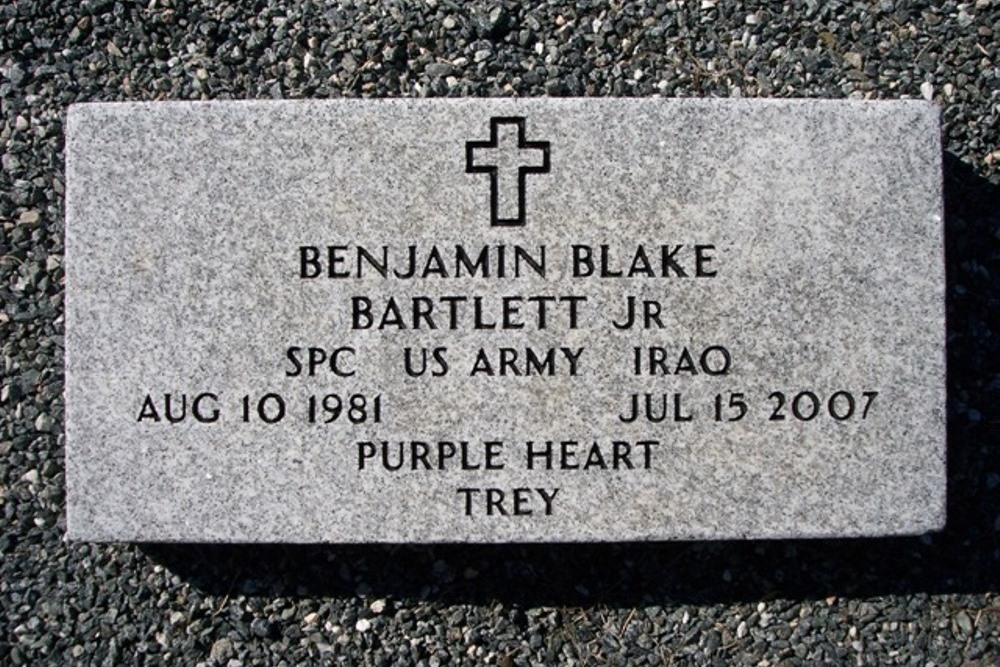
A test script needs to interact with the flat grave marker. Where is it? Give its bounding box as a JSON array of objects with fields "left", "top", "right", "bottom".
[{"left": 65, "top": 99, "right": 945, "bottom": 542}]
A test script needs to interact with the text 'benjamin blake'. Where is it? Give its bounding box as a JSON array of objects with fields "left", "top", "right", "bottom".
[{"left": 298, "top": 244, "right": 718, "bottom": 280}]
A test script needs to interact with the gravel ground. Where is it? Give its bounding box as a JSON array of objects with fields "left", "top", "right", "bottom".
[{"left": 2, "top": 0, "right": 999, "bottom": 665}]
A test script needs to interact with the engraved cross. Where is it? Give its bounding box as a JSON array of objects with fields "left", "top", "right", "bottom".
[{"left": 465, "top": 116, "right": 551, "bottom": 227}]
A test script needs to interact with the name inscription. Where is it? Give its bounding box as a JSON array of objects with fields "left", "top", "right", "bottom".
[{"left": 133, "top": 242, "right": 879, "bottom": 518}]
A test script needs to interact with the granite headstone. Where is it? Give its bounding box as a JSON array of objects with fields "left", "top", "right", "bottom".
[{"left": 65, "top": 99, "right": 945, "bottom": 542}]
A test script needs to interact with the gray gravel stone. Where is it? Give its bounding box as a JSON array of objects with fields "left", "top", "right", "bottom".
[{"left": 32, "top": 413, "right": 54, "bottom": 432}]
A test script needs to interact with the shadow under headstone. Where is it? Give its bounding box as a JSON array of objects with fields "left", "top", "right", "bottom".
[{"left": 141, "top": 152, "right": 999, "bottom": 607}]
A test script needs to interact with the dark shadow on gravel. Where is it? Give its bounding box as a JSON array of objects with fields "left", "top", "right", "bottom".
[{"left": 142, "top": 153, "right": 999, "bottom": 607}]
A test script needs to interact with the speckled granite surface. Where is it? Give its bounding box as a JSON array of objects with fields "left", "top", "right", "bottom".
[{"left": 65, "top": 99, "right": 944, "bottom": 542}]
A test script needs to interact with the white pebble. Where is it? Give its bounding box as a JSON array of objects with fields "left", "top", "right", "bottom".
[
  {"left": 843, "top": 52, "right": 863, "bottom": 70},
  {"left": 355, "top": 618, "right": 371, "bottom": 632},
  {"left": 920, "top": 81, "right": 934, "bottom": 100}
]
